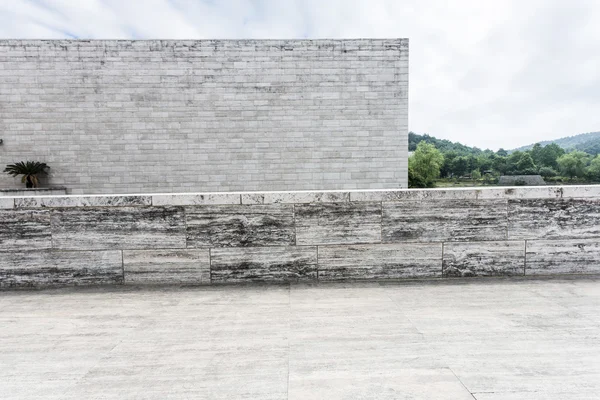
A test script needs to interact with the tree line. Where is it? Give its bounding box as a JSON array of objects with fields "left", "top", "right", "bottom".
[{"left": 408, "top": 133, "right": 600, "bottom": 188}]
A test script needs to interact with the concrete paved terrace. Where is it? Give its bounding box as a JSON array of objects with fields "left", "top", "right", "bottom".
[{"left": 2, "top": 277, "right": 600, "bottom": 400}]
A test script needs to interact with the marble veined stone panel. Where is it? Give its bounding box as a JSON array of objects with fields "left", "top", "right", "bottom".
[
  {"left": 152, "top": 193, "right": 240, "bottom": 206},
  {"left": 382, "top": 199, "right": 507, "bottom": 243},
  {"left": 0, "top": 250, "right": 122, "bottom": 288},
  {"left": 123, "top": 249, "right": 210, "bottom": 284},
  {"left": 0, "top": 198, "right": 14, "bottom": 209},
  {"left": 51, "top": 207, "right": 186, "bottom": 250},
  {"left": 318, "top": 243, "right": 442, "bottom": 281},
  {"left": 14, "top": 195, "right": 151, "bottom": 208},
  {"left": 295, "top": 202, "right": 382, "bottom": 245},
  {"left": 526, "top": 239, "right": 600, "bottom": 275},
  {"left": 0, "top": 209, "right": 51, "bottom": 251},
  {"left": 210, "top": 246, "right": 317, "bottom": 283},
  {"left": 508, "top": 198, "right": 600, "bottom": 240},
  {"left": 263, "top": 191, "right": 350, "bottom": 204},
  {"left": 442, "top": 241, "right": 525, "bottom": 277},
  {"left": 185, "top": 204, "right": 295, "bottom": 248}
]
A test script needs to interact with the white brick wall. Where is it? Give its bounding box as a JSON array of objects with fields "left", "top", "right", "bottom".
[{"left": 0, "top": 39, "right": 408, "bottom": 194}]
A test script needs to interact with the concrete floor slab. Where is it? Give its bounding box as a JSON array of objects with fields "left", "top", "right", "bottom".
[{"left": 1, "top": 277, "right": 600, "bottom": 399}]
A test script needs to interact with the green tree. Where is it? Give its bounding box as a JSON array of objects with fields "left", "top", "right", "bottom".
[
  {"left": 516, "top": 153, "right": 536, "bottom": 173},
  {"left": 586, "top": 156, "right": 600, "bottom": 180},
  {"left": 471, "top": 169, "right": 481, "bottom": 180},
  {"left": 557, "top": 151, "right": 589, "bottom": 179},
  {"left": 537, "top": 143, "right": 565, "bottom": 169},
  {"left": 408, "top": 142, "right": 444, "bottom": 188},
  {"left": 497, "top": 148, "right": 508, "bottom": 157},
  {"left": 451, "top": 156, "right": 469, "bottom": 177}
]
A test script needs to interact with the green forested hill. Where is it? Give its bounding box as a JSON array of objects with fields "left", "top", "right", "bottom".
[
  {"left": 513, "top": 131, "right": 600, "bottom": 155},
  {"left": 408, "top": 132, "right": 489, "bottom": 155}
]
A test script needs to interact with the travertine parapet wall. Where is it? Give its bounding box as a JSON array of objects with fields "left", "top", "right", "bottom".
[
  {"left": 2, "top": 185, "right": 600, "bottom": 288},
  {"left": 0, "top": 39, "right": 408, "bottom": 194}
]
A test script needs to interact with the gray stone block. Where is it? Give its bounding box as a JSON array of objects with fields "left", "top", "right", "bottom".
[
  {"left": 526, "top": 239, "right": 600, "bottom": 275},
  {"left": 0, "top": 250, "right": 122, "bottom": 288},
  {"left": 152, "top": 193, "right": 240, "bottom": 206},
  {"left": 14, "top": 195, "right": 151, "bottom": 208},
  {"left": 508, "top": 198, "right": 600, "bottom": 239},
  {"left": 382, "top": 200, "right": 507, "bottom": 243},
  {"left": 210, "top": 246, "right": 317, "bottom": 283},
  {"left": 318, "top": 243, "right": 442, "bottom": 281},
  {"left": 0, "top": 198, "right": 14, "bottom": 209},
  {"left": 295, "top": 202, "right": 382, "bottom": 245},
  {"left": 51, "top": 207, "right": 186, "bottom": 250},
  {"left": 442, "top": 241, "right": 525, "bottom": 277},
  {"left": 123, "top": 249, "right": 210, "bottom": 284},
  {"left": 0, "top": 209, "right": 51, "bottom": 251},
  {"left": 263, "top": 191, "right": 350, "bottom": 204},
  {"left": 185, "top": 205, "right": 295, "bottom": 248}
]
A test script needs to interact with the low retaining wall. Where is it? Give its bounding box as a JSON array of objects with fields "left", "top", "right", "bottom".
[
  {"left": 0, "top": 187, "right": 67, "bottom": 197},
  {"left": 2, "top": 186, "right": 600, "bottom": 288}
]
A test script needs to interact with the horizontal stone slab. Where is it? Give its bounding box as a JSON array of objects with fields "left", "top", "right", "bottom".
[
  {"left": 14, "top": 195, "right": 151, "bottom": 208},
  {"left": 382, "top": 199, "right": 507, "bottom": 243},
  {"left": 0, "top": 198, "right": 14, "bottom": 209},
  {"left": 185, "top": 204, "right": 295, "bottom": 248},
  {"left": 51, "top": 207, "right": 186, "bottom": 250},
  {"left": 0, "top": 209, "right": 51, "bottom": 251},
  {"left": 443, "top": 241, "right": 525, "bottom": 277},
  {"left": 210, "top": 246, "right": 317, "bottom": 283},
  {"left": 318, "top": 243, "right": 442, "bottom": 281},
  {"left": 526, "top": 239, "right": 600, "bottom": 275},
  {"left": 123, "top": 249, "right": 210, "bottom": 284},
  {"left": 508, "top": 198, "right": 600, "bottom": 240},
  {"left": 0, "top": 250, "right": 122, "bottom": 288},
  {"left": 476, "top": 187, "right": 563, "bottom": 200},
  {"left": 350, "top": 189, "right": 478, "bottom": 202},
  {"left": 263, "top": 191, "right": 350, "bottom": 204},
  {"left": 295, "top": 202, "right": 382, "bottom": 245},
  {"left": 561, "top": 185, "right": 600, "bottom": 199},
  {"left": 152, "top": 193, "right": 240, "bottom": 206}
]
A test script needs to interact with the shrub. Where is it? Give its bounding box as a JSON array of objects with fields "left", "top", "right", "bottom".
[{"left": 4, "top": 161, "right": 49, "bottom": 188}]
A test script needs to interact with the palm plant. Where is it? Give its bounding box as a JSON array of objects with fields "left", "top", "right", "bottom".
[{"left": 4, "top": 161, "right": 49, "bottom": 188}]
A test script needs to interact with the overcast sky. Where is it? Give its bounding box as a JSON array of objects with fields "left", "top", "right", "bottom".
[{"left": 1, "top": 0, "right": 599, "bottom": 150}]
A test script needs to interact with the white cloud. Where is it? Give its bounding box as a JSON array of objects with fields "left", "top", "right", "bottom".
[{"left": 1, "top": 0, "right": 599, "bottom": 150}]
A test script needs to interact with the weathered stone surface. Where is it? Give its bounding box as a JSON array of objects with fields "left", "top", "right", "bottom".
[
  {"left": 318, "top": 243, "right": 442, "bottom": 281},
  {"left": 185, "top": 205, "right": 295, "bottom": 248},
  {"left": 526, "top": 239, "right": 600, "bottom": 275},
  {"left": 0, "top": 197, "right": 14, "bottom": 209},
  {"left": 52, "top": 207, "right": 186, "bottom": 250},
  {"left": 443, "top": 241, "right": 525, "bottom": 277},
  {"left": 240, "top": 194, "right": 266, "bottom": 205},
  {"left": 295, "top": 202, "right": 382, "bottom": 245},
  {"left": 152, "top": 193, "right": 240, "bottom": 206},
  {"left": 350, "top": 189, "right": 478, "bottom": 202},
  {"left": 210, "top": 246, "right": 317, "bottom": 283},
  {"left": 508, "top": 198, "right": 600, "bottom": 239},
  {"left": 382, "top": 200, "right": 507, "bottom": 243},
  {"left": 0, "top": 250, "right": 122, "bottom": 288},
  {"left": 561, "top": 185, "right": 600, "bottom": 199},
  {"left": 15, "top": 195, "right": 151, "bottom": 209},
  {"left": 263, "top": 191, "right": 350, "bottom": 204},
  {"left": 123, "top": 249, "right": 210, "bottom": 284},
  {"left": 0, "top": 209, "right": 51, "bottom": 251},
  {"left": 477, "top": 187, "right": 563, "bottom": 200}
]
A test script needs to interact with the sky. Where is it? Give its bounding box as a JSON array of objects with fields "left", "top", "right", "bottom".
[{"left": 1, "top": 0, "right": 599, "bottom": 150}]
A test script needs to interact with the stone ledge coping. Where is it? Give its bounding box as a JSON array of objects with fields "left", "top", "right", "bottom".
[
  {"left": 1, "top": 185, "right": 599, "bottom": 209},
  {"left": 0, "top": 187, "right": 67, "bottom": 192}
]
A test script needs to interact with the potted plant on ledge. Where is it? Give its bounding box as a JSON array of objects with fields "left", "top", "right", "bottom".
[{"left": 4, "top": 161, "right": 50, "bottom": 188}]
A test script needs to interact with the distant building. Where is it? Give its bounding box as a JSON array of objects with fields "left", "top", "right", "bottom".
[{"left": 498, "top": 175, "right": 546, "bottom": 186}]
